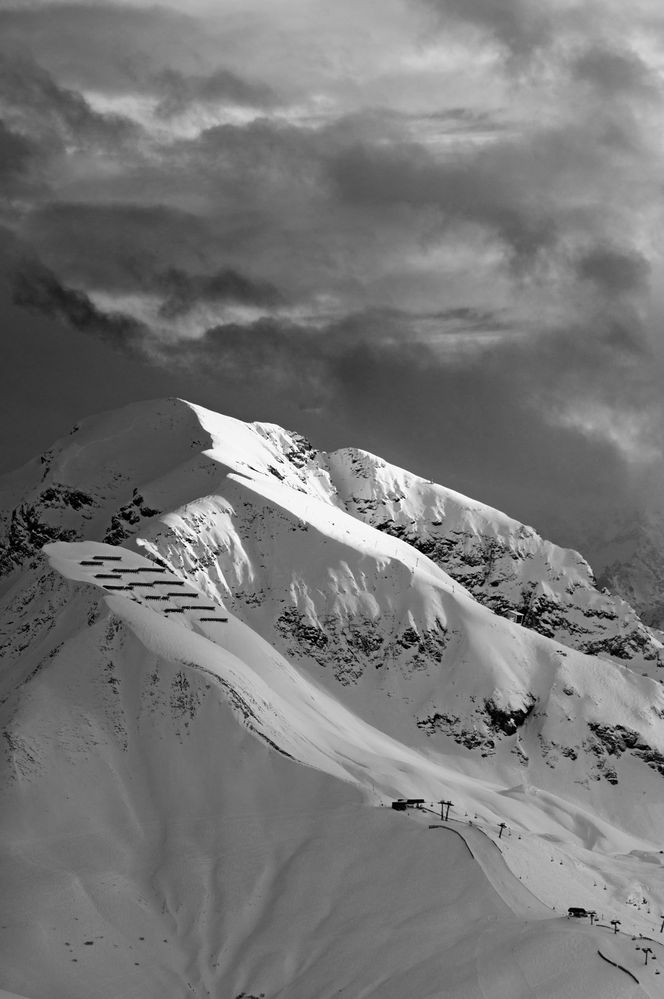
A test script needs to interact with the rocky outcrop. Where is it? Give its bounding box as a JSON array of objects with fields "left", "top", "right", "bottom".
[
  {"left": 0, "top": 485, "right": 97, "bottom": 574},
  {"left": 586, "top": 722, "right": 664, "bottom": 779},
  {"left": 104, "top": 491, "right": 161, "bottom": 545}
]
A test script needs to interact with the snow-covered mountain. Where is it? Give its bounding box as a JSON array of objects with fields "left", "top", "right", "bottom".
[
  {"left": 2, "top": 399, "right": 660, "bottom": 673},
  {"left": 2, "top": 397, "right": 664, "bottom": 998}
]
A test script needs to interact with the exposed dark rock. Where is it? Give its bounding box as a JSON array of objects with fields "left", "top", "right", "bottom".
[
  {"left": 588, "top": 723, "right": 649, "bottom": 755},
  {"left": 0, "top": 485, "right": 97, "bottom": 573},
  {"left": 484, "top": 694, "right": 536, "bottom": 735},
  {"left": 284, "top": 433, "right": 318, "bottom": 468},
  {"left": 104, "top": 492, "right": 161, "bottom": 545},
  {"left": 416, "top": 711, "right": 492, "bottom": 750},
  {"left": 276, "top": 607, "right": 328, "bottom": 650},
  {"left": 585, "top": 722, "right": 664, "bottom": 778},
  {"left": 169, "top": 670, "right": 202, "bottom": 727},
  {"left": 367, "top": 512, "right": 663, "bottom": 671}
]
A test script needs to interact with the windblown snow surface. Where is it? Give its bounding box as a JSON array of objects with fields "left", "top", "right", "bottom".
[{"left": 2, "top": 397, "right": 664, "bottom": 998}]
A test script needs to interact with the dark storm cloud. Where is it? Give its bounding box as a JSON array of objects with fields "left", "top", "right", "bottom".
[
  {"left": 24, "top": 103, "right": 633, "bottom": 316},
  {"left": 193, "top": 116, "right": 319, "bottom": 171},
  {"left": 430, "top": 307, "right": 508, "bottom": 329},
  {"left": 572, "top": 45, "right": 659, "bottom": 98},
  {"left": 162, "top": 311, "right": 459, "bottom": 408},
  {"left": 327, "top": 139, "right": 560, "bottom": 264},
  {"left": 0, "top": 4, "right": 211, "bottom": 92},
  {"left": 0, "top": 53, "right": 136, "bottom": 145},
  {"left": 158, "top": 267, "right": 286, "bottom": 318},
  {"left": 194, "top": 304, "right": 649, "bottom": 398},
  {"left": 19, "top": 119, "right": 352, "bottom": 303},
  {"left": 23, "top": 203, "right": 219, "bottom": 291},
  {"left": 154, "top": 68, "right": 278, "bottom": 117},
  {"left": 419, "top": 0, "right": 553, "bottom": 58},
  {"left": 0, "top": 119, "right": 36, "bottom": 181},
  {"left": 23, "top": 200, "right": 289, "bottom": 320},
  {"left": 17, "top": 95, "right": 659, "bottom": 351},
  {"left": 575, "top": 245, "right": 650, "bottom": 296},
  {"left": 420, "top": 107, "right": 505, "bottom": 133},
  {"left": 12, "top": 259, "right": 149, "bottom": 351}
]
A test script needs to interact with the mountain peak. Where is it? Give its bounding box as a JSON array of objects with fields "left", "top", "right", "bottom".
[{"left": 4, "top": 398, "right": 664, "bottom": 996}]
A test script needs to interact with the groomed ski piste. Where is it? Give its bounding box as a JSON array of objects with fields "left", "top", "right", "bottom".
[{"left": 2, "top": 398, "right": 664, "bottom": 997}]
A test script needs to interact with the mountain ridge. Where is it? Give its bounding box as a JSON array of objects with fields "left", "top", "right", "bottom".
[{"left": 2, "top": 397, "right": 660, "bottom": 673}]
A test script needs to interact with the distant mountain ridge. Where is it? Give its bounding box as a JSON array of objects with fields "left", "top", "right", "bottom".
[{"left": 577, "top": 511, "right": 664, "bottom": 632}]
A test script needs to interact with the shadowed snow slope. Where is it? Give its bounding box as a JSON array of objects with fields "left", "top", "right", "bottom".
[{"left": 2, "top": 398, "right": 664, "bottom": 998}]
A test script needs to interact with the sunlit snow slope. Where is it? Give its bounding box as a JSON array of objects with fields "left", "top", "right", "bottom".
[{"left": 2, "top": 397, "right": 664, "bottom": 998}]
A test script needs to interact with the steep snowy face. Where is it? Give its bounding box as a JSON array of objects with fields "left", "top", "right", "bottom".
[{"left": 325, "top": 448, "right": 663, "bottom": 671}]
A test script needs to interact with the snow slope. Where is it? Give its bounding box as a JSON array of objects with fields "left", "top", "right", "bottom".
[
  {"left": 324, "top": 446, "right": 663, "bottom": 667},
  {"left": 2, "top": 397, "right": 664, "bottom": 997},
  {"left": 1, "top": 540, "right": 660, "bottom": 998}
]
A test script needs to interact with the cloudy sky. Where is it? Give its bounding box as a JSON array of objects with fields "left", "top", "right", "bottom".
[{"left": 2, "top": 0, "right": 664, "bottom": 542}]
